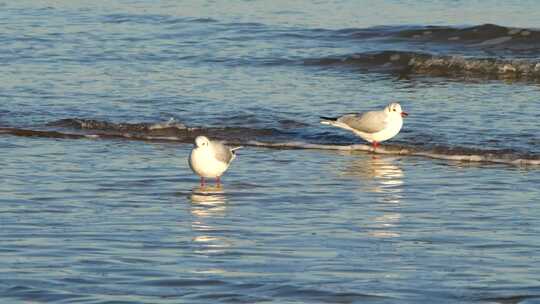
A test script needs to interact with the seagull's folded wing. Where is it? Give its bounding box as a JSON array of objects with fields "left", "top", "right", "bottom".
[
  {"left": 338, "top": 111, "right": 388, "bottom": 134},
  {"left": 211, "top": 141, "right": 235, "bottom": 164}
]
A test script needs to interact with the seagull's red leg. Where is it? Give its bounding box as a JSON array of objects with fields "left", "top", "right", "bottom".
[
  {"left": 216, "top": 176, "right": 221, "bottom": 186},
  {"left": 200, "top": 177, "right": 205, "bottom": 187},
  {"left": 371, "top": 141, "right": 380, "bottom": 159}
]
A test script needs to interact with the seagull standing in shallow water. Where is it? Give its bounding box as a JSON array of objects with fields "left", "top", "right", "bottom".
[
  {"left": 320, "top": 102, "right": 408, "bottom": 149},
  {"left": 188, "top": 136, "right": 241, "bottom": 186}
]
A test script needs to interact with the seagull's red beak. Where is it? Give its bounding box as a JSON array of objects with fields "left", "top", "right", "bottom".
[{"left": 401, "top": 112, "right": 408, "bottom": 117}]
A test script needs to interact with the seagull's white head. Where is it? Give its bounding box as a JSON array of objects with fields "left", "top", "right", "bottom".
[
  {"left": 386, "top": 102, "right": 408, "bottom": 118},
  {"left": 195, "top": 136, "right": 211, "bottom": 148}
]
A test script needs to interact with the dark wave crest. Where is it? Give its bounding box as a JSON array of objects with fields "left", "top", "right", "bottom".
[
  {"left": 46, "top": 118, "right": 283, "bottom": 143},
  {"left": 395, "top": 24, "right": 540, "bottom": 50},
  {"left": 331, "top": 24, "right": 540, "bottom": 54},
  {"left": 305, "top": 51, "right": 540, "bottom": 81},
  {"left": 2, "top": 119, "right": 539, "bottom": 166}
]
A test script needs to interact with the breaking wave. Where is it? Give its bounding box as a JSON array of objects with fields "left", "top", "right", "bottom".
[
  {"left": 296, "top": 23, "right": 540, "bottom": 81},
  {"left": 1, "top": 118, "right": 539, "bottom": 166}
]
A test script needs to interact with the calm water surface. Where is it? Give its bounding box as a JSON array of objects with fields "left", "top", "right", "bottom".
[{"left": 1, "top": 1, "right": 540, "bottom": 303}]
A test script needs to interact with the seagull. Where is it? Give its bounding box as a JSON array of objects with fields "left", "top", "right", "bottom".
[
  {"left": 188, "top": 136, "right": 241, "bottom": 186},
  {"left": 320, "top": 102, "right": 408, "bottom": 149}
]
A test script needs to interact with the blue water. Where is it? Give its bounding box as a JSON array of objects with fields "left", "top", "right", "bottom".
[{"left": 1, "top": 1, "right": 540, "bottom": 303}]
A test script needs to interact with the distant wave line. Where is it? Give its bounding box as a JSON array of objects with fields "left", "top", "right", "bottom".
[{"left": 304, "top": 51, "right": 540, "bottom": 81}]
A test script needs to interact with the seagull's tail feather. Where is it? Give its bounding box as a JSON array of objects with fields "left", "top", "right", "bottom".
[
  {"left": 230, "top": 146, "right": 243, "bottom": 154},
  {"left": 229, "top": 146, "right": 243, "bottom": 162},
  {"left": 320, "top": 116, "right": 339, "bottom": 126},
  {"left": 320, "top": 117, "right": 355, "bottom": 133}
]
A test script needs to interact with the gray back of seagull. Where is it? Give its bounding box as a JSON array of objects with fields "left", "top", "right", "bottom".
[
  {"left": 211, "top": 141, "right": 234, "bottom": 164},
  {"left": 338, "top": 110, "right": 388, "bottom": 134}
]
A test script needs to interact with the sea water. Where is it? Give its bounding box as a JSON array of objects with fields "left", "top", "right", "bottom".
[{"left": 1, "top": 1, "right": 540, "bottom": 303}]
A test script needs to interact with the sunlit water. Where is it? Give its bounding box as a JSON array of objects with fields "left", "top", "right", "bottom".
[{"left": 1, "top": 1, "right": 540, "bottom": 303}]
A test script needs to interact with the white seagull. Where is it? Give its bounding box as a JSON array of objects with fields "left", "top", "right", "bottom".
[
  {"left": 320, "top": 102, "right": 408, "bottom": 149},
  {"left": 188, "top": 136, "right": 241, "bottom": 186}
]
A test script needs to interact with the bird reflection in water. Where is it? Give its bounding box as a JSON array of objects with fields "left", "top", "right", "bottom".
[
  {"left": 190, "top": 185, "right": 227, "bottom": 217},
  {"left": 190, "top": 185, "right": 231, "bottom": 257},
  {"left": 341, "top": 153, "right": 404, "bottom": 238},
  {"left": 341, "top": 153, "right": 404, "bottom": 195}
]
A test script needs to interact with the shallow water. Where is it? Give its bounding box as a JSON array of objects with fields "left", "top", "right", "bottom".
[
  {"left": 2, "top": 0, "right": 540, "bottom": 303},
  {"left": 2, "top": 137, "right": 540, "bottom": 303}
]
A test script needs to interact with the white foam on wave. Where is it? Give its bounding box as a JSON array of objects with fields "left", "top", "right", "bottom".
[
  {"left": 245, "top": 141, "right": 540, "bottom": 166},
  {"left": 470, "top": 36, "right": 513, "bottom": 47},
  {"left": 145, "top": 136, "right": 183, "bottom": 141},
  {"left": 148, "top": 118, "right": 187, "bottom": 130}
]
